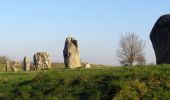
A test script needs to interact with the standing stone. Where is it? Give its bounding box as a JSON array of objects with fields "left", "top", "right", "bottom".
[
  {"left": 23, "top": 56, "right": 31, "bottom": 71},
  {"left": 150, "top": 14, "right": 170, "bottom": 64},
  {"left": 63, "top": 37, "right": 81, "bottom": 68},
  {"left": 33, "top": 52, "right": 51, "bottom": 70},
  {"left": 6, "top": 61, "right": 11, "bottom": 72}
]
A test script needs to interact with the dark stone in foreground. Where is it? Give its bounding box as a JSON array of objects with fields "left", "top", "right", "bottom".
[{"left": 150, "top": 14, "right": 170, "bottom": 64}]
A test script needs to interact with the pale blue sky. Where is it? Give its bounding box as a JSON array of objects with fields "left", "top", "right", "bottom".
[{"left": 0, "top": 0, "right": 169, "bottom": 65}]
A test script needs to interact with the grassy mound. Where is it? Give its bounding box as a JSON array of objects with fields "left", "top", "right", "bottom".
[{"left": 0, "top": 65, "right": 170, "bottom": 100}]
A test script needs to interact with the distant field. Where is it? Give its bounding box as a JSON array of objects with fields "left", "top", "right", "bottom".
[{"left": 0, "top": 64, "right": 170, "bottom": 100}]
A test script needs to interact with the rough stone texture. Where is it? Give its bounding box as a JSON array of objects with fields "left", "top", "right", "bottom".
[
  {"left": 150, "top": 14, "right": 170, "bottom": 64},
  {"left": 11, "top": 61, "right": 21, "bottom": 72},
  {"left": 33, "top": 52, "right": 51, "bottom": 70},
  {"left": 84, "top": 63, "right": 91, "bottom": 68},
  {"left": 63, "top": 37, "right": 81, "bottom": 68},
  {"left": 23, "top": 56, "right": 31, "bottom": 71}
]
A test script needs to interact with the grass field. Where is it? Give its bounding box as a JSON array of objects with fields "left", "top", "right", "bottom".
[{"left": 0, "top": 64, "right": 170, "bottom": 100}]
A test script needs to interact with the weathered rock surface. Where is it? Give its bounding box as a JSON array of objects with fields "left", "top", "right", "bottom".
[
  {"left": 23, "top": 56, "right": 31, "bottom": 71},
  {"left": 63, "top": 37, "right": 81, "bottom": 68},
  {"left": 33, "top": 52, "right": 51, "bottom": 70},
  {"left": 84, "top": 63, "right": 91, "bottom": 68},
  {"left": 11, "top": 61, "right": 21, "bottom": 72},
  {"left": 150, "top": 14, "right": 170, "bottom": 64}
]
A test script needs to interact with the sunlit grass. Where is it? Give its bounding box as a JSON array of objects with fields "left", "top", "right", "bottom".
[{"left": 0, "top": 64, "right": 170, "bottom": 99}]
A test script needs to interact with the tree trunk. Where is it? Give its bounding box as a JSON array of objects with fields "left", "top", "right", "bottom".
[{"left": 129, "top": 61, "right": 133, "bottom": 66}]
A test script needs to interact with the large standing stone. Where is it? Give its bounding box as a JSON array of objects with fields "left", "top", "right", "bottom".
[
  {"left": 150, "top": 14, "right": 170, "bottom": 64},
  {"left": 33, "top": 52, "right": 51, "bottom": 70},
  {"left": 63, "top": 37, "right": 81, "bottom": 68},
  {"left": 23, "top": 56, "right": 31, "bottom": 71}
]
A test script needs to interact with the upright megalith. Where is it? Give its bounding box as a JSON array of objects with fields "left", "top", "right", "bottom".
[
  {"left": 33, "top": 52, "right": 51, "bottom": 70},
  {"left": 150, "top": 14, "right": 170, "bottom": 64},
  {"left": 63, "top": 37, "right": 81, "bottom": 68},
  {"left": 23, "top": 56, "right": 31, "bottom": 71},
  {"left": 6, "top": 61, "right": 11, "bottom": 72}
]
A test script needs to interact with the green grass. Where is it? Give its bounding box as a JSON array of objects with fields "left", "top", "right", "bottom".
[
  {"left": 0, "top": 64, "right": 170, "bottom": 100},
  {"left": 0, "top": 64, "right": 6, "bottom": 72}
]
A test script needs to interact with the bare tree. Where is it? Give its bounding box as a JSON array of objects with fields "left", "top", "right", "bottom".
[
  {"left": 117, "top": 33, "right": 145, "bottom": 66},
  {"left": 135, "top": 56, "right": 146, "bottom": 65}
]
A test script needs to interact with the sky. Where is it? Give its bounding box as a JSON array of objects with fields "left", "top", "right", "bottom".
[{"left": 0, "top": 0, "right": 170, "bottom": 65}]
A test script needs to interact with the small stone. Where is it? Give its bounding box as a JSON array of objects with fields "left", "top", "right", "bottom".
[
  {"left": 84, "top": 63, "right": 91, "bottom": 68},
  {"left": 11, "top": 61, "right": 21, "bottom": 72}
]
